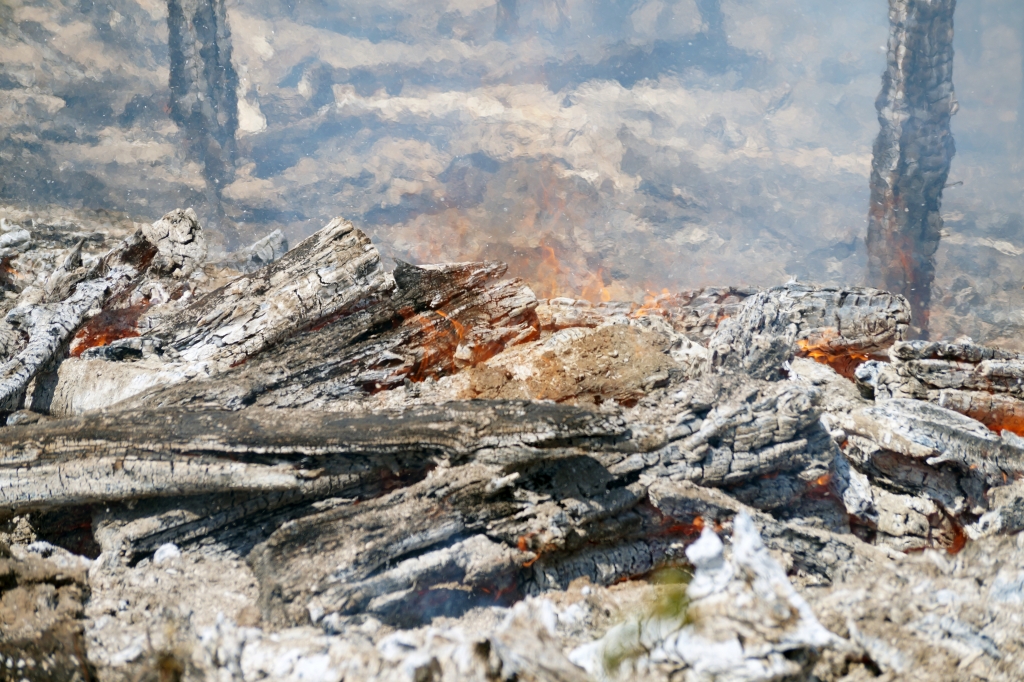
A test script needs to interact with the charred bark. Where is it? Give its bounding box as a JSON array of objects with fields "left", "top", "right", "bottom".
[{"left": 866, "top": 0, "right": 957, "bottom": 338}]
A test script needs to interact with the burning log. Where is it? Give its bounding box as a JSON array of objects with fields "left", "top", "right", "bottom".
[
  {"left": 4, "top": 209, "right": 1024, "bottom": 680},
  {"left": 709, "top": 283, "right": 909, "bottom": 380},
  {"left": 536, "top": 286, "right": 757, "bottom": 337},
  {"left": 112, "top": 261, "right": 539, "bottom": 412},
  {"left": 867, "top": 339, "right": 1024, "bottom": 436},
  {"left": 0, "top": 210, "right": 205, "bottom": 411}
]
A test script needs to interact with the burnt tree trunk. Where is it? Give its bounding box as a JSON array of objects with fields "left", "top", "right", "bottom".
[
  {"left": 167, "top": 0, "right": 240, "bottom": 246},
  {"left": 866, "top": 0, "right": 957, "bottom": 339}
]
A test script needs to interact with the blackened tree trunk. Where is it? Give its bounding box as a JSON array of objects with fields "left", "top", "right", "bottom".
[
  {"left": 866, "top": 0, "right": 957, "bottom": 339},
  {"left": 167, "top": 0, "right": 240, "bottom": 246}
]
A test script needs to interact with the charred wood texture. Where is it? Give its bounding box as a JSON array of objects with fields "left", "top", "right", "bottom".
[
  {"left": 4, "top": 211, "right": 1024, "bottom": 680},
  {"left": 866, "top": 0, "right": 957, "bottom": 338},
  {"left": 0, "top": 210, "right": 206, "bottom": 410}
]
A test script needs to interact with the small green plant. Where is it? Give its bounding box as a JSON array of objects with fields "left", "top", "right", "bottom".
[{"left": 601, "top": 565, "right": 694, "bottom": 676}]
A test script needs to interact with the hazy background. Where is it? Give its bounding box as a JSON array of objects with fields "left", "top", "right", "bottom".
[{"left": 1, "top": 0, "right": 1024, "bottom": 344}]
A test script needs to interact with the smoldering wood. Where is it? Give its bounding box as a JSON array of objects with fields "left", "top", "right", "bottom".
[
  {"left": 147, "top": 216, "right": 387, "bottom": 372},
  {"left": 0, "top": 221, "right": 164, "bottom": 410},
  {"left": 5, "top": 210, "right": 1024, "bottom": 681},
  {"left": 866, "top": 0, "right": 958, "bottom": 337},
  {"left": 708, "top": 283, "right": 910, "bottom": 379},
  {"left": 841, "top": 398, "right": 1024, "bottom": 486},
  {"left": 116, "top": 261, "right": 539, "bottom": 411}
]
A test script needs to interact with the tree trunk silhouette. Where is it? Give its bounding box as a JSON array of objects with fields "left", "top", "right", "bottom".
[{"left": 167, "top": 0, "right": 240, "bottom": 247}]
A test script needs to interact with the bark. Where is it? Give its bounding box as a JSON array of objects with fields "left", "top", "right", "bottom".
[
  {"left": 866, "top": 339, "right": 1024, "bottom": 435},
  {"left": 149, "top": 216, "right": 387, "bottom": 372},
  {"left": 708, "top": 283, "right": 910, "bottom": 379},
  {"left": 866, "top": 0, "right": 957, "bottom": 338},
  {"left": 117, "top": 260, "right": 539, "bottom": 411}
]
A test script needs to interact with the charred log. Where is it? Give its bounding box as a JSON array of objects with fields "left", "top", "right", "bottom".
[
  {"left": 866, "top": 0, "right": 958, "bottom": 338},
  {"left": 119, "top": 261, "right": 538, "bottom": 411},
  {"left": 3, "top": 210, "right": 1024, "bottom": 680}
]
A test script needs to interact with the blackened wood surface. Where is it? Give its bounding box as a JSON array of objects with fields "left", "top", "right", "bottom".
[{"left": 866, "top": 0, "right": 957, "bottom": 337}]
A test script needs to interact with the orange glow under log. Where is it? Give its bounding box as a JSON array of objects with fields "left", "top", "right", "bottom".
[
  {"left": 796, "top": 337, "right": 871, "bottom": 380},
  {"left": 947, "top": 523, "right": 968, "bottom": 555},
  {"left": 70, "top": 300, "right": 152, "bottom": 357}
]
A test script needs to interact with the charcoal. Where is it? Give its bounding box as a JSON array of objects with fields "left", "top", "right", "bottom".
[
  {"left": 875, "top": 339, "right": 1024, "bottom": 437},
  {"left": 840, "top": 398, "right": 1024, "bottom": 486},
  {"left": 0, "top": 210, "right": 187, "bottom": 410},
  {"left": 708, "top": 283, "right": 909, "bottom": 379}
]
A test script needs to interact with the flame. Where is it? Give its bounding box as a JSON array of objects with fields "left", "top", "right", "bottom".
[
  {"left": 796, "top": 330, "right": 870, "bottom": 380},
  {"left": 434, "top": 309, "right": 466, "bottom": 341},
  {"left": 529, "top": 241, "right": 619, "bottom": 303},
  {"left": 632, "top": 288, "right": 672, "bottom": 318},
  {"left": 537, "top": 243, "right": 563, "bottom": 299},
  {"left": 579, "top": 267, "right": 612, "bottom": 303}
]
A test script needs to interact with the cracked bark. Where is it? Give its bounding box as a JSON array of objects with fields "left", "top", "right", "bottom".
[{"left": 4, "top": 212, "right": 1024, "bottom": 680}]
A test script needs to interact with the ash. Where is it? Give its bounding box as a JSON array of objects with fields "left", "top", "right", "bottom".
[{"left": 1, "top": 211, "right": 1023, "bottom": 681}]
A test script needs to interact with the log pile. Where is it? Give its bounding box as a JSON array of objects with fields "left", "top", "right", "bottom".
[{"left": 1, "top": 211, "right": 1023, "bottom": 681}]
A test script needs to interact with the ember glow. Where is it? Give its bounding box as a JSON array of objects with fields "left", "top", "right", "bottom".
[
  {"left": 6, "top": 2, "right": 1024, "bottom": 681},
  {"left": 796, "top": 336, "right": 872, "bottom": 380},
  {"left": 70, "top": 299, "right": 152, "bottom": 357}
]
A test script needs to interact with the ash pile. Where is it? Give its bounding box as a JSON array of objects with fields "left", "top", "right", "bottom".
[{"left": 1, "top": 210, "right": 1023, "bottom": 682}]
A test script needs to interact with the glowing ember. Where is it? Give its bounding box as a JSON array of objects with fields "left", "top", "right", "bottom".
[{"left": 70, "top": 300, "right": 152, "bottom": 357}]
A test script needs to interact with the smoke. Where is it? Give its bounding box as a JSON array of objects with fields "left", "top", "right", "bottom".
[{"left": 2, "top": 0, "right": 1024, "bottom": 343}]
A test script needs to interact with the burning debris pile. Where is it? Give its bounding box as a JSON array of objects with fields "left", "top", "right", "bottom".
[{"left": 1, "top": 210, "right": 1024, "bottom": 681}]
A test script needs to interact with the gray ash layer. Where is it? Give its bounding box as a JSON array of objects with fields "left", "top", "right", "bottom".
[{"left": 1, "top": 212, "right": 1023, "bottom": 680}]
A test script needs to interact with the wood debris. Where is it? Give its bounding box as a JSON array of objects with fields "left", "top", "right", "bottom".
[{"left": 1, "top": 211, "right": 1022, "bottom": 681}]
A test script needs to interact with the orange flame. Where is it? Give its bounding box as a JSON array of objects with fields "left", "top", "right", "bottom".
[
  {"left": 579, "top": 267, "right": 612, "bottom": 303},
  {"left": 796, "top": 329, "right": 870, "bottom": 380},
  {"left": 633, "top": 288, "right": 672, "bottom": 318}
]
